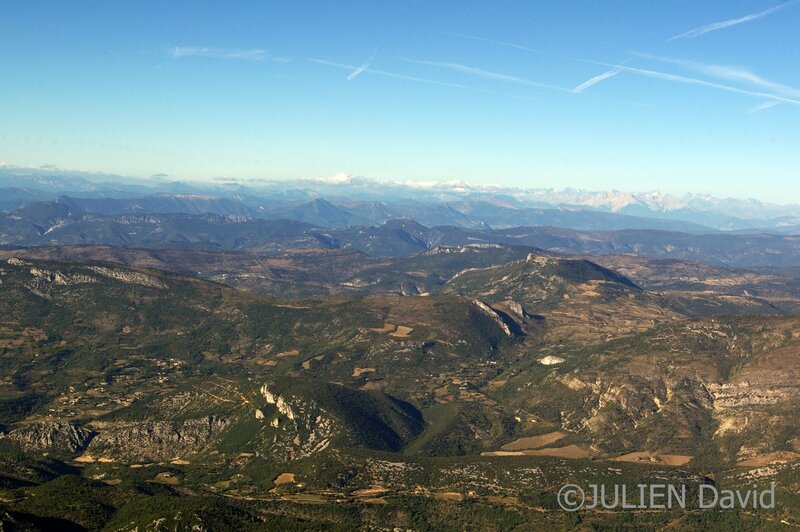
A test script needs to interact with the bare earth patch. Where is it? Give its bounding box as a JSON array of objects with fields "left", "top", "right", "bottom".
[
  {"left": 481, "top": 451, "right": 525, "bottom": 456},
  {"left": 369, "top": 323, "right": 397, "bottom": 333},
  {"left": 277, "top": 349, "right": 300, "bottom": 357},
  {"left": 501, "top": 431, "right": 566, "bottom": 451},
  {"left": 521, "top": 444, "right": 591, "bottom": 459},
  {"left": 353, "top": 486, "right": 389, "bottom": 497},
  {"left": 352, "top": 367, "right": 377, "bottom": 378},
  {"left": 482, "top": 444, "right": 591, "bottom": 459},
  {"left": 274, "top": 472, "right": 297, "bottom": 485},
  {"left": 434, "top": 492, "right": 464, "bottom": 502},
  {"left": 152, "top": 472, "right": 179, "bottom": 485},
  {"left": 614, "top": 452, "right": 693, "bottom": 466},
  {"left": 280, "top": 494, "right": 328, "bottom": 504},
  {"left": 389, "top": 325, "right": 414, "bottom": 337}
]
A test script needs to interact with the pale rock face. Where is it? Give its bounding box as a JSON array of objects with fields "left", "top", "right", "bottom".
[
  {"left": 706, "top": 382, "right": 795, "bottom": 408},
  {"left": 87, "top": 266, "right": 167, "bottom": 289},
  {"left": 29, "top": 267, "right": 96, "bottom": 285},
  {"left": 422, "top": 243, "right": 504, "bottom": 256},
  {"left": 259, "top": 382, "right": 335, "bottom": 460},
  {"left": 1, "top": 421, "right": 93, "bottom": 453},
  {"left": 504, "top": 300, "right": 528, "bottom": 319},
  {"left": 261, "top": 384, "right": 296, "bottom": 420},
  {"left": 86, "top": 416, "right": 231, "bottom": 462},
  {"left": 21, "top": 262, "right": 166, "bottom": 288},
  {"left": 471, "top": 299, "right": 512, "bottom": 337},
  {"left": 448, "top": 267, "right": 482, "bottom": 281},
  {"left": 255, "top": 409, "right": 265, "bottom": 420},
  {"left": 526, "top": 254, "right": 553, "bottom": 265},
  {"left": 538, "top": 355, "right": 565, "bottom": 366}
]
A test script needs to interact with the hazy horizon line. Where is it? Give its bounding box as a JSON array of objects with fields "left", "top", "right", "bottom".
[{"left": 1, "top": 162, "right": 798, "bottom": 207}]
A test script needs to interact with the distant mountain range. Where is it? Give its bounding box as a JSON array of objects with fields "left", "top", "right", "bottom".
[
  {"left": 2, "top": 166, "right": 800, "bottom": 233},
  {"left": 44, "top": 195, "right": 713, "bottom": 233},
  {"left": 4, "top": 200, "right": 800, "bottom": 268}
]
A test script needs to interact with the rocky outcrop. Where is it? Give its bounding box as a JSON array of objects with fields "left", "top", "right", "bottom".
[
  {"left": 2, "top": 421, "right": 94, "bottom": 453},
  {"left": 87, "top": 266, "right": 167, "bottom": 289},
  {"left": 707, "top": 382, "right": 797, "bottom": 408},
  {"left": 261, "top": 384, "right": 296, "bottom": 420},
  {"left": 87, "top": 416, "right": 230, "bottom": 461},
  {"left": 504, "top": 300, "right": 532, "bottom": 319},
  {"left": 260, "top": 383, "right": 335, "bottom": 460},
  {"left": 29, "top": 267, "right": 96, "bottom": 285},
  {"left": 15, "top": 261, "right": 165, "bottom": 289},
  {"left": 558, "top": 375, "right": 713, "bottom": 440},
  {"left": 471, "top": 300, "right": 513, "bottom": 337}
]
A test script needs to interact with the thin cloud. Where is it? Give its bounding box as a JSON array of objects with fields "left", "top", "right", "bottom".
[
  {"left": 632, "top": 53, "right": 800, "bottom": 99},
  {"left": 668, "top": 2, "right": 793, "bottom": 41},
  {"left": 347, "top": 49, "right": 377, "bottom": 81},
  {"left": 749, "top": 100, "right": 780, "bottom": 113},
  {"left": 437, "top": 33, "right": 648, "bottom": 103},
  {"left": 510, "top": 51, "right": 800, "bottom": 106},
  {"left": 398, "top": 57, "right": 571, "bottom": 92},
  {"left": 310, "top": 58, "right": 462, "bottom": 86},
  {"left": 436, "top": 30, "right": 800, "bottom": 108},
  {"left": 572, "top": 67, "right": 623, "bottom": 93},
  {"left": 435, "top": 30, "right": 547, "bottom": 55},
  {"left": 170, "top": 47, "right": 288, "bottom": 62},
  {"left": 593, "top": 61, "right": 800, "bottom": 106},
  {"left": 308, "top": 58, "right": 542, "bottom": 101}
]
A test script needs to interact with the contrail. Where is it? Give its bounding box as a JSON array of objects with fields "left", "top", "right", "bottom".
[
  {"left": 572, "top": 67, "right": 622, "bottom": 93},
  {"left": 170, "top": 47, "right": 288, "bottom": 62},
  {"left": 438, "top": 29, "right": 800, "bottom": 107},
  {"left": 668, "top": 2, "right": 794, "bottom": 41},
  {"left": 435, "top": 30, "right": 547, "bottom": 55},
  {"left": 600, "top": 62, "right": 800, "bottom": 106},
  {"left": 347, "top": 49, "right": 377, "bottom": 81},
  {"left": 398, "top": 57, "right": 571, "bottom": 93},
  {"left": 749, "top": 100, "right": 780, "bottom": 113},
  {"left": 309, "top": 58, "right": 543, "bottom": 101},
  {"left": 631, "top": 52, "right": 800, "bottom": 99}
]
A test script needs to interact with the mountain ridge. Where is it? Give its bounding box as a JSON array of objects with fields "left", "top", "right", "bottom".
[{"left": 4, "top": 168, "right": 800, "bottom": 231}]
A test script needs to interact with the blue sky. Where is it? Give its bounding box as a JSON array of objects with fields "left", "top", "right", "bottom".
[{"left": 1, "top": 1, "right": 799, "bottom": 201}]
